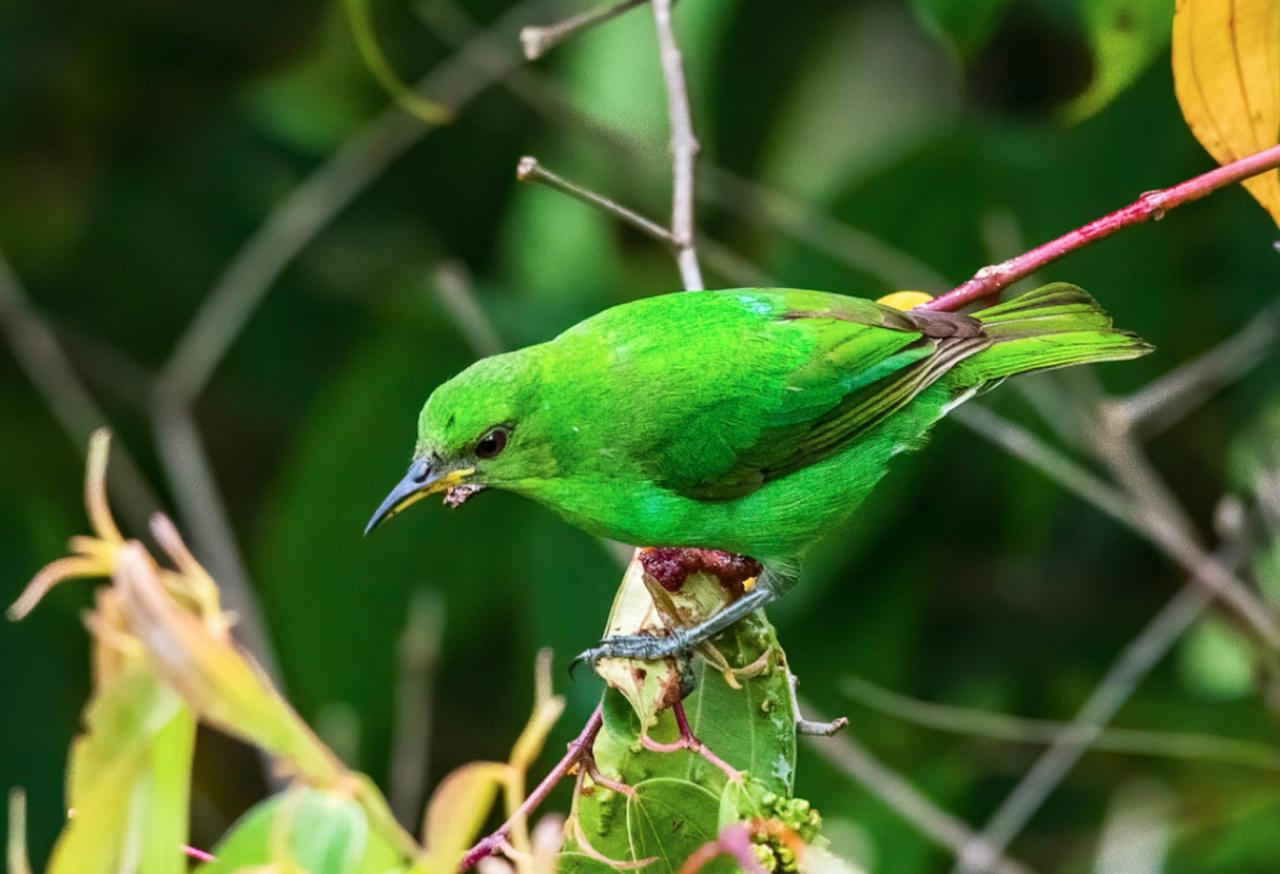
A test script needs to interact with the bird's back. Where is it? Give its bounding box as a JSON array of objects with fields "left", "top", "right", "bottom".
[{"left": 510, "top": 285, "right": 1146, "bottom": 558}]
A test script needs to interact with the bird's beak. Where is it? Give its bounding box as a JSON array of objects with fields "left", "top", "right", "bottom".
[{"left": 364, "top": 459, "right": 476, "bottom": 535}]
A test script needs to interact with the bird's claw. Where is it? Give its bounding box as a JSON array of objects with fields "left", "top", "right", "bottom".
[{"left": 567, "top": 631, "right": 692, "bottom": 679}]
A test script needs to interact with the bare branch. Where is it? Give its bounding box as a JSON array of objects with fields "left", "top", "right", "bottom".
[
  {"left": 1108, "top": 301, "right": 1280, "bottom": 437},
  {"left": 841, "top": 674, "right": 1280, "bottom": 771},
  {"left": 799, "top": 700, "right": 1034, "bottom": 874},
  {"left": 651, "top": 0, "right": 703, "bottom": 290},
  {"left": 461, "top": 704, "right": 605, "bottom": 870},
  {"left": 520, "top": 0, "right": 647, "bottom": 61},
  {"left": 420, "top": 0, "right": 933, "bottom": 291},
  {"left": 953, "top": 543, "right": 1245, "bottom": 874},
  {"left": 517, "top": 155, "right": 675, "bottom": 245},
  {"left": 515, "top": 155, "right": 769, "bottom": 287}
]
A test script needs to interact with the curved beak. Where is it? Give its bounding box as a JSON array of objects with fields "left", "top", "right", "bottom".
[{"left": 364, "top": 459, "right": 475, "bottom": 535}]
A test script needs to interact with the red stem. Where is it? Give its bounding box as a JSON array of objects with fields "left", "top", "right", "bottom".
[
  {"left": 459, "top": 703, "right": 604, "bottom": 871},
  {"left": 924, "top": 143, "right": 1280, "bottom": 313}
]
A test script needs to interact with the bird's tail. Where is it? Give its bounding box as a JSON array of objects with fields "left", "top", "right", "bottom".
[{"left": 949, "top": 283, "right": 1152, "bottom": 387}]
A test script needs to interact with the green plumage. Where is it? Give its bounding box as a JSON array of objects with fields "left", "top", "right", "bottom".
[{"left": 407, "top": 283, "right": 1150, "bottom": 563}]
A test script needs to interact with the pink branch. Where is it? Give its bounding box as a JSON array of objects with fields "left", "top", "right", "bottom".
[
  {"left": 679, "top": 823, "right": 768, "bottom": 874},
  {"left": 459, "top": 703, "right": 604, "bottom": 871},
  {"left": 924, "top": 143, "right": 1280, "bottom": 313},
  {"left": 640, "top": 699, "right": 741, "bottom": 784}
]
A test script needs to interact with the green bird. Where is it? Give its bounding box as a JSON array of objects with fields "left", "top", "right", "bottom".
[{"left": 367, "top": 283, "right": 1150, "bottom": 665}]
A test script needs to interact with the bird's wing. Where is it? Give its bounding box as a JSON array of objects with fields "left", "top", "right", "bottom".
[{"left": 647, "top": 293, "right": 985, "bottom": 500}]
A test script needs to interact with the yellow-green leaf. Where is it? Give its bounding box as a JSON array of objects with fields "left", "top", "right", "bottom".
[
  {"left": 1173, "top": 0, "right": 1280, "bottom": 225},
  {"left": 419, "top": 762, "right": 509, "bottom": 872}
]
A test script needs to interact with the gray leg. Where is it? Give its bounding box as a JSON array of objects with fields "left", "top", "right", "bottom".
[{"left": 570, "top": 565, "right": 797, "bottom": 673}]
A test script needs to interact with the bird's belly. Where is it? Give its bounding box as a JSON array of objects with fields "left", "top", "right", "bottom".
[
  {"left": 525, "top": 444, "right": 898, "bottom": 560},
  {"left": 520, "top": 387, "right": 948, "bottom": 559}
]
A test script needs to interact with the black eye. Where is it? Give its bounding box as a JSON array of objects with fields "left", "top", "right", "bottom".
[{"left": 475, "top": 427, "right": 509, "bottom": 459}]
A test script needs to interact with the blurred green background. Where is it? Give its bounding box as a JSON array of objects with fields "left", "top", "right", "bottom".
[{"left": 3, "top": 0, "right": 1279, "bottom": 871}]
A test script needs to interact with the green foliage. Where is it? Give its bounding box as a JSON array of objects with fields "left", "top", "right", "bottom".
[
  {"left": 1067, "top": 0, "right": 1173, "bottom": 122},
  {"left": 6, "top": 1, "right": 1280, "bottom": 872},
  {"left": 567, "top": 605, "right": 806, "bottom": 869},
  {"left": 908, "top": 0, "right": 1013, "bottom": 58}
]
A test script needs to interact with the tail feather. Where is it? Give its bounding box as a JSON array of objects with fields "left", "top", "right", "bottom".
[{"left": 949, "top": 283, "right": 1152, "bottom": 386}]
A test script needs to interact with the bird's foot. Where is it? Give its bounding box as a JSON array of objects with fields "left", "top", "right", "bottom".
[{"left": 569, "top": 629, "right": 693, "bottom": 676}]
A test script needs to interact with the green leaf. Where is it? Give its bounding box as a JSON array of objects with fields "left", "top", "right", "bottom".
[
  {"left": 564, "top": 606, "right": 798, "bottom": 869},
  {"left": 48, "top": 668, "right": 195, "bottom": 874},
  {"left": 909, "top": 0, "right": 1013, "bottom": 59},
  {"left": 1178, "top": 617, "right": 1255, "bottom": 700},
  {"left": 199, "top": 788, "right": 404, "bottom": 874},
  {"left": 626, "top": 779, "right": 724, "bottom": 873},
  {"left": 1065, "top": 0, "right": 1173, "bottom": 123}
]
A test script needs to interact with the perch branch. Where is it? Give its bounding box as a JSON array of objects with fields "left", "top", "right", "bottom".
[
  {"left": 651, "top": 0, "right": 704, "bottom": 290},
  {"left": 926, "top": 142, "right": 1280, "bottom": 312},
  {"left": 639, "top": 699, "right": 741, "bottom": 783},
  {"left": 520, "top": 0, "right": 648, "bottom": 60},
  {"left": 460, "top": 704, "right": 605, "bottom": 870}
]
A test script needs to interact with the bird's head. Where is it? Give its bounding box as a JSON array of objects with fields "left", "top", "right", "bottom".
[{"left": 364, "top": 349, "right": 555, "bottom": 534}]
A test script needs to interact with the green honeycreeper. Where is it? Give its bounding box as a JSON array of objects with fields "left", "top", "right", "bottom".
[{"left": 367, "top": 283, "right": 1150, "bottom": 665}]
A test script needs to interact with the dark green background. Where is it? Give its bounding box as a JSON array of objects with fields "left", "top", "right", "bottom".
[{"left": 3, "top": 0, "right": 1278, "bottom": 870}]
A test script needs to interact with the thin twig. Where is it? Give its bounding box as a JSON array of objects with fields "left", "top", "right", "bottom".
[
  {"left": 651, "top": 0, "right": 703, "bottom": 290},
  {"left": 517, "top": 155, "right": 675, "bottom": 244},
  {"left": 953, "top": 543, "right": 1245, "bottom": 874},
  {"left": 1107, "top": 301, "right": 1280, "bottom": 437},
  {"left": 420, "top": 0, "right": 919, "bottom": 290},
  {"left": 799, "top": 700, "right": 1034, "bottom": 874},
  {"left": 516, "top": 156, "right": 767, "bottom": 286},
  {"left": 460, "top": 704, "right": 605, "bottom": 870},
  {"left": 841, "top": 674, "right": 1280, "bottom": 771},
  {"left": 520, "top": 0, "right": 648, "bottom": 60},
  {"left": 388, "top": 591, "right": 445, "bottom": 824},
  {"left": 926, "top": 142, "right": 1280, "bottom": 312},
  {"left": 679, "top": 823, "right": 768, "bottom": 874},
  {"left": 0, "top": 250, "right": 161, "bottom": 533},
  {"left": 639, "top": 699, "right": 741, "bottom": 783}
]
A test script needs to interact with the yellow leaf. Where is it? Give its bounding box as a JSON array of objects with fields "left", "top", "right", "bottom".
[
  {"left": 1173, "top": 0, "right": 1280, "bottom": 225},
  {"left": 877, "top": 290, "right": 934, "bottom": 310},
  {"left": 420, "top": 762, "right": 510, "bottom": 871}
]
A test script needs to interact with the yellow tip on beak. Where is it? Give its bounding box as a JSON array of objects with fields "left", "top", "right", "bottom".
[{"left": 364, "top": 461, "right": 475, "bottom": 535}]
